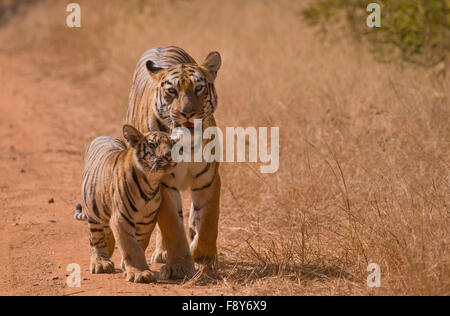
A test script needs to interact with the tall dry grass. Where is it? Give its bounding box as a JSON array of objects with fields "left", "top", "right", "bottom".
[{"left": 1, "top": 0, "right": 448, "bottom": 295}]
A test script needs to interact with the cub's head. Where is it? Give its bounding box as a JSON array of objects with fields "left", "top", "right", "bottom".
[
  {"left": 123, "top": 125, "right": 177, "bottom": 174},
  {"left": 146, "top": 51, "right": 222, "bottom": 132}
]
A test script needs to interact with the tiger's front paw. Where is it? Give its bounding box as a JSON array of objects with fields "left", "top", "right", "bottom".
[
  {"left": 159, "top": 263, "right": 196, "bottom": 280},
  {"left": 124, "top": 268, "right": 158, "bottom": 284},
  {"left": 191, "top": 245, "right": 218, "bottom": 266},
  {"left": 90, "top": 259, "right": 115, "bottom": 274},
  {"left": 193, "top": 254, "right": 218, "bottom": 266},
  {"left": 150, "top": 250, "right": 168, "bottom": 264}
]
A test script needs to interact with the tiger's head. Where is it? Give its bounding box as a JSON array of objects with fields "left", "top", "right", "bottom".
[
  {"left": 123, "top": 125, "right": 177, "bottom": 175},
  {"left": 146, "top": 52, "right": 221, "bottom": 132}
]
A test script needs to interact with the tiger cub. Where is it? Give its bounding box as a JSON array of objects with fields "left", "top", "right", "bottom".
[{"left": 76, "top": 125, "right": 177, "bottom": 283}]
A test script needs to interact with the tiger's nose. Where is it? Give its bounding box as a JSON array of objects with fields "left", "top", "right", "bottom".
[
  {"left": 164, "top": 151, "right": 172, "bottom": 161},
  {"left": 180, "top": 111, "right": 196, "bottom": 120}
]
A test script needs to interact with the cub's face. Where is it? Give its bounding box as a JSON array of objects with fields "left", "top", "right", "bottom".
[
  {"left": 146, "top": 51, "right": 222, "bottom": 132},
  {"left": 123, "top": 125, "right": 177, "bottom": 174},
  {"left": 136, "top": 132, "right": 177, "bottom": 173}
]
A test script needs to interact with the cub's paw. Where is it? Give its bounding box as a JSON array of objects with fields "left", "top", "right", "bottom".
[
  {"left": 90, "top": 259, "right": 115, "bottom": 274},
  {"left": 150, "top": 250, "right": 168, "bottom": 264},
  {"left": 124, "top": 269, "right": 158, "bottom": 284},
  {"left": 159, "top": 263, "right": 196, "bottom": 280}
]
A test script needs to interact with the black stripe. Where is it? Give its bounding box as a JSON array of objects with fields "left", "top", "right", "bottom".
[
  {"left": 91, "top": 238, "right": 106, "bottom": 247},
  {"left": 195, "top": 163, "right": 211, "bottom": 178},
  {"left": 88, "top": 218, "right": 100, "bottom": 225},
  {"left": 112, "top": 153, "right": 121, "bottom": 170},
  {"left": 161, "top": 182, "right": 179, "bottom": 192},
  {"left": 119, "top": 175, "right": 139, "bottom": 215},
  {"left": 192, "top": 168, "right": 217, "bottom": 192},
  {"left": 89, "top": 154, "right": 105, "bottom": 220},
  {"left": 123, "top": 173, "right": 138, "bottom": 212},
  {"left": 126, "top": 195, "right": 139, "bottom": 214},
  {"left": 117, "top": 184, "right": 133, "bottom": 219},
  {"left": 166, "top": 55, "right": 184, "bottom": 64},
  {"left": 82, "top": 182, "right": 88, "bottom": 207},
  {"left": 166, "top": 48, "right": 193, "bottom": 63},
  {"left": 143, "top": 209, "right": 157, "bottom": 218},
  {"left": 92, "top": 196, "right": 100, "bottom": 219},
  {"left": 136, "top": 217, "right": 157, "bottom": 226},
  {"left": 103, "top": 201, "right": 111, "bottom": 218},
  {"left": 132, "top": 168, "right": 150, "bottom": 202},
  {"left": 118, "top": 210, "right": 136, "bottom": 229},
  {"left": 148, "top": 184, "right": 160, "bottom": 200}
]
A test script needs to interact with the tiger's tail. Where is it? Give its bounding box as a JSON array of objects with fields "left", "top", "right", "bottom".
[{"left": 74, "top": 203, "right": 88, "bottom": 221}]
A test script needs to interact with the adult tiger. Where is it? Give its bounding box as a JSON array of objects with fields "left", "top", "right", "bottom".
[{"left": 126, "top": 46, "right": 221, "bottom": 273}]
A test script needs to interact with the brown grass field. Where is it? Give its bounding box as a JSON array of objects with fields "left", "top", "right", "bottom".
[{"left": 0, "top": 0, "right": 448, "bottom": 296}]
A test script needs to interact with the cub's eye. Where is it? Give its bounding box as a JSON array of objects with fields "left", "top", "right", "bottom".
[
  {"left": 166, "top": 87, "right": 177, "bottom": 96},
  {"left": 195, "top": 85, "right": 205, "bottom": 94},
  {"left": 147, "top": 140, "right": 158, "bottom": 150}
]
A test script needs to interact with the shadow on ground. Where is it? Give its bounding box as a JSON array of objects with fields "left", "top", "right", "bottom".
[{"left": 161, "top": 260, "right": 356, "bottom": 287}]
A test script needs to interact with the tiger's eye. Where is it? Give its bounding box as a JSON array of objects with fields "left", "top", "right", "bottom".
[{"left": 167, "top": 88, "right": 177, "bottom": 95}]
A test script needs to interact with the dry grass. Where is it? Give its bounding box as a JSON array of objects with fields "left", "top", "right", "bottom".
[{"left": 1, "top": 0, "right": 448, "bottom": 295}]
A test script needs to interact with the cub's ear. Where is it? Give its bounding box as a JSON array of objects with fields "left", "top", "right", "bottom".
[
  {"left": 146, "top": 60, "right": 164, "bottom": 78},
  {"left": 123, "top": 125, "right": 144, "bottom": 148},
  {"left": 201, "top": 51, "right": 221, "bottom": 81}
]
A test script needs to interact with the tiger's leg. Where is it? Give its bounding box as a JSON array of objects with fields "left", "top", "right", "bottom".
[
  {"left": 150, "top": 189, "right": 183, "bottom": 263},
  {"left": 190, "top": 171, "right": 221, "bottom": 265},
  {"left": 88, "top": 219, "right": 115, "bottom": 274},
  {"left": 136, "top": 217, "right": 157, "bottom": 252},
  {"left": 104, "top": 225, "right": 116, "bottom": 258},
  {"left": 188, "top": 203, "right": 197, "bottom": 242},
  {"left": 119, "top": 225, "right": 154, "bottom": 273},
  {"left": 119, "top": 214, "right": 156, "bottom": 271},
  {"left": 157, "top": 187, "right": 195, "bottom": 280},
  {"left": 110, "top": 211, "right": 157, "bottom": 283},
  {"left": 150, "top": 225, "right": 168, "bottom": 263},
  {"left": 150, "top": 209, "right": 184, "bottom": 263}
]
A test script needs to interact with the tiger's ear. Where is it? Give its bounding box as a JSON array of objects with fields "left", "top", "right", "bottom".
[
  {"left": 123, "top": 125, "right": 144, "bottom": 148},
  {"left": 146, "top": 60, "right": 164, "bottom": 78},
  {"left": 201, "top": 51, "right": 221, "bottom": 81}
]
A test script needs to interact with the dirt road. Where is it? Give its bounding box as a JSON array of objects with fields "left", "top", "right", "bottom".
[
  {"left": 1, "top": 0, "right": 447, "bottom": 296},
  {"left": 0, "top": 50, "right": 224, "bottom": 295}
]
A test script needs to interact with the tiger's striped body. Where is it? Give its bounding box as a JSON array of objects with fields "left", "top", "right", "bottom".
[
  {"left": 126, "top": 46, "right": 222, "bottom": 269},
  {"left": 80, "top": 126, "right": 179, "bottom": 283}
]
